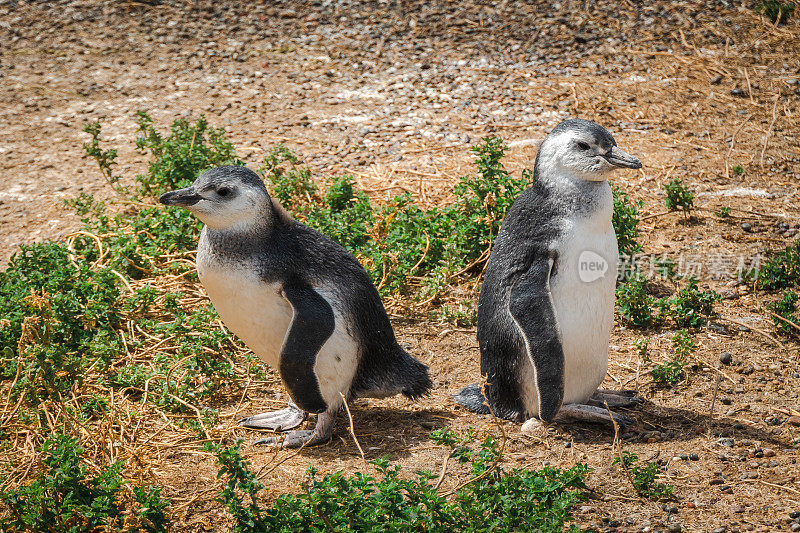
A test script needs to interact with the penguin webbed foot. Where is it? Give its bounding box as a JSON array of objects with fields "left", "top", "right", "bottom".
[
  {"left": 253, "top": 410, "right": 335, "bottom": 449},
  {"left": 238, "top": 401, "right": 306, "bottom": 431},
  {"left": 254, "top": 428, "right": 331, "bottom": 449},
  {"left": 587, "top": 389, "right": 644, "bottom": 409},
  {"left": 453, "top": 383, "right": 491, "bottom": 415},
  {"left": 557, "top": 404, "right": 635, "bottom": 430}
]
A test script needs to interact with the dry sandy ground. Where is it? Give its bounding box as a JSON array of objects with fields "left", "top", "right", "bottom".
[{"left": 1, "top": 1, "right": 800, "bottom": 531}]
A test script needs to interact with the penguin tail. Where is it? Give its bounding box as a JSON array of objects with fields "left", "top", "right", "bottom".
[
  {"left": 400, "top": 355, "right": 433, "bottom": 400},
  {"left": 453, "top": 383, "right": 491, "bottom": 415}
]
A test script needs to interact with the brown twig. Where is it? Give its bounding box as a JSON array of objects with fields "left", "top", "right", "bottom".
[{"left": 339, "top": 392, "right": 366, "bottom": 467}]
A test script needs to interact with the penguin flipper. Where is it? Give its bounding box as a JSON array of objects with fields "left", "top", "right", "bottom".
[
  {"left": 508, "top": 255, "right": 565, "bottom": 422},
  {"left": 453, "top": 383, "right": 491, "bottom": 415},
  {"left": 279, "top": 279, "right": 336, "bottom": 414}
]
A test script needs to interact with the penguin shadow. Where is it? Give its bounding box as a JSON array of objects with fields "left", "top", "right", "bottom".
[
  {"left": 291, "top": 405, "right": 457, "bottom": 460},
  {"left": 560, "top": 399, "right": 790, "bottom": 448}
]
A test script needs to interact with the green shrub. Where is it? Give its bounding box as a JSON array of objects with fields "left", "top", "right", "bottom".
[
  {"left": 133, "top": 111, "right": 242, "bottom": 198},
  {"left": 769, "top": 291, "right": 799, "bottom": 337},
  {"left": 259, "top": 144, "right": 317, "bottom": 209},
  {"left": 612, "top": 185, "right": 643, "bottom": 256},
  {"left": 651, "top": 330, "right": 694, "bottom": 386},
  {"left": 660, "top": 277, "right": 719, "bottom": 328},
  {"left": 0, "top": 243, "right": 121, "bottom": 405},
  {"left": 756, "top": 1, "right": 795, "bottom": 24},
  {"left": 0, "top": 433, "right": 169, "bottom": 532},
  {"left": 756, "top": 241, "right": 800, "bottom": 290},
  {"left": 214, "top": 430, "right": 589, "bottom": 532},
  {"left": 616, "top": 276, "right": 659, "bottom": 327},
  {"left": 613, "top": 451, "right": 675, "bottom": 501},
  {"left": 262, "top": 137, "right": 530, "bottom": 297},
  {"left": 715, "top": 206, "right": 732, "bottom": 218},
  {"left": 663, "top": 178, "right": 694, "bottom": 221}
]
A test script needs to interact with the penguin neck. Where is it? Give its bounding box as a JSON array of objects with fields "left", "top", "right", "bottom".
[
  {"left": 201, "top": 204, "right": 279, "bottom": 260},
  {"left": 537, "top": 172, "right": 612, "bottom": 221}
]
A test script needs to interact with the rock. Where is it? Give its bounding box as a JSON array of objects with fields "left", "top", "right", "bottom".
[
  {"left": 668, "top": 524, "right": 682, "bottom": 532},
  {"left": 689, "top": 453, "right": 699, "bottom": 461},
  {"left": 730, "top": 88, "right": 747, "bottom": 97},
  {"left": 719, "top": 438, "right": 735, "bottom": 448},
  {"left": 521, "top": 417, "right": 543, "bottom": 435},
  {"left": 741, "top": 222, "right": 752, "bottom": 232},
  {"left": 790, "top": 511, "right": 800, "bottom": 519},
  {"left": 788, "top": 416, "right": 800, "bottom": 426},
  {"left": 719, "top": 352, "right": 733, "bottom": 365},
  {"left": 712, "top": 528, "right": 727, "bottom": 533},
  {"left": 791, "top": 524, "right": 800, "bottom": 532}
]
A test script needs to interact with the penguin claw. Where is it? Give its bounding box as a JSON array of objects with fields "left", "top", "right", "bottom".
[{"left": 588, "top": 390, "right": 645, "bottom": 409}]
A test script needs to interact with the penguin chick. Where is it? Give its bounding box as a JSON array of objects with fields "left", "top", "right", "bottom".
[
  {"left": 160, "top": 166, "right": 431, "bottom": 448},
  {"left": 454, "top": 119, "right": 643, "bottom": 429}
]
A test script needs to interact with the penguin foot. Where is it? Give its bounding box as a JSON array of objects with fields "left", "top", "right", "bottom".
[
  {"left": 238, "top": 402, "right": 306, "bottom": 431},
  {"left": 588, "top": 389, "right": 644, "bottom": 409},
  {"left": 453, "top": 383, "right": 491, "bottom": 415},
  {"left": 254, "top": 429, "right": 331, "bottom": 449},
  {"left": 253, "top": 410, "right": 336, "bottom": 449},
  {"left": 557, "top": 404, "right": 635, "bottom": 430}
]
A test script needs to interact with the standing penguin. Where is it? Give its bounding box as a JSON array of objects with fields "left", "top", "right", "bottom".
[
  {"left": 455, "top": 119, "right": 642, "bottom": 427},
  {"left": 159, "top": 166, "right": 431, "bottom": 448}
]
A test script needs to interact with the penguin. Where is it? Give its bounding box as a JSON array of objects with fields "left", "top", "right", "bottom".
[
  {"left": 454, "top": 119, "right": 643, "bottom": 428},
  {"left": 159, "top": 165, "right": 432, "bottom": 448}
]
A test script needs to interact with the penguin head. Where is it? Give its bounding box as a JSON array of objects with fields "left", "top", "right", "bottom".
[
  {"left": 535, "top": 119, "right": 642, "bottom": 182},
  {"left": 159, "top": 165, "right": 273, "bottom": 230}
]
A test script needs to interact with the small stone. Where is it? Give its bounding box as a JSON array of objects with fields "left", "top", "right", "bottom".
[
  {"left": 721, "top": 485, "right": 733, "bottom": 494},
  {"left": 710, "top": 478, "right": 724, "bottom": 485},
  {"left": 788, "top": 416, "right": 800, "bottom": 426},
  {"left": 791, "top": 524, "right": 800, "bottom": 532},
  {"left": 663, "top": 504, "right": 679, "bottom": 514},
  {"left": 668, "top": 524, "right": 682, "bottom": 532},
  {"left": 712, "top": 528, "right": 727, "bottom": 533},
  {"left": 719, "top": 438, "right": 735, "bottom": 448},
  {"left": 721, "top": 398, "right": 732, "bottom": 405},
  {"left": 733, "top": 505, "right": 745, "bottom": 513},
  {"left": 741, "top": 222, "right": 752, "bottom": 233},
  {"left": 689, "top": 453, "right": 700, "bottom": 461},
  {"left": 720, "top": 352, "right": 733, "bottom": 365},
  {"left": 790, "top": 511, "right": 800, "bottom": 519},
  {"left": 730, "top": 88, "right": 747, "bottom": 97},
  {"left": 521, "top": 417, "right": 543, "bottom": 435},
  {"left": 679, "top": 453, "right": 689, "bottom": 460}
]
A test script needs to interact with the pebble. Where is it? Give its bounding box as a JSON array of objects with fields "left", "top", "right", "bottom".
[
  {"left": 763, "top": 448, "right": 776, "bottom": 457},
  {"left": 689, "top": 453, "right": 699, "bottom": 461},
  {"left": 788, "top": 416, "right": 800, "bottom": 426},
  {"left": 712, "top": 528, "right": 727, "bottom": 533},
  {"left": 719, "top": 438, "right": 735, "bottom": 448},
  {"left": 730, "top": 88, "right": 747, "bottom": 97},
  {"left": 668, "top": 524, "right": 682, "bottom": 532},
  {"left": 790, "top": 511, "right": 800, "bottom": 519},
  {"left": 719, "top": 352, "right": 733, "bottom": 365},
  {"left": 663, "top": 505, "right": 679, "bottom": 514},
  {"left": 733, "top": 505, "right": 745, "bottom": 513},
  {"left": 740, "top": 222, "right": 752, "bottom": 232},
  {"left": 792, "top": 524, "right": 800, "bottom": 532}
]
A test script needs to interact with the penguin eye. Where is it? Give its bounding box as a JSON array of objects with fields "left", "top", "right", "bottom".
[
  {"left": 217, "top": 187, "right": 231, "bottom": 197},
  {"left": 577, "top": 141, "right": 590, "bottom": 151}
]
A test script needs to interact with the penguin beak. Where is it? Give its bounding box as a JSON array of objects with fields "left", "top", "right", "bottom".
[
  {"left": 159, "top": 187, "right": 202, "bottom": 207},
  {"left": 605, "top": 146, "right": 642, "bottom": 169}
]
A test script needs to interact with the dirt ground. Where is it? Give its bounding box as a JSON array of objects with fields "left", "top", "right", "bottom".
[{"left": 2, "top": 1, "right": 800, "bottom": 531}]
